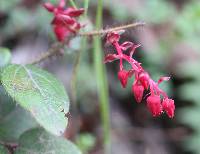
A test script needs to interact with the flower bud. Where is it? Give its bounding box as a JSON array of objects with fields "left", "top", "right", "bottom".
[{"left": 118, "top": 70, "right": 129, "bottom": 88}]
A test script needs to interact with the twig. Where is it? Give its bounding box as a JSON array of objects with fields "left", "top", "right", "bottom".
[
  {"left": 79, "top": 22, "right": 145, "bottom": 36},
  {"left": 0, "top": 141, "right": 18, "bottom": 148},
  {"left": 29, "top": 42, "right": 64, "bottom": 65}
]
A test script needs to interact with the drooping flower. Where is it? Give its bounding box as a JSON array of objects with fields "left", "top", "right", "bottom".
[
  {"left": 147, "top": 95, "right": 163, "bottom": 117},
  {"left": 132, "top": 82, "right": 144, "bottom": 103},
  {"left": 138, "top": 72, "right": 149, "bottom": 90},
  {"left": 44, "top": 0, "right": 84, "bottom": 42},
  {"left": 104, "top": 31, "right": 175, "bottom": 118},
  {"left": 118, "top": 70, "right": 130, "bottom": 88},
  {"left": 162, "top": 98, "right": 175, "bottom": 118}
]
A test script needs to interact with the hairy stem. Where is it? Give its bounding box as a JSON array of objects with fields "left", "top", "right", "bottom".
[
  {"left": 79, "top": 22, "right": 145, "bottom": 36},
  {"left": 29, "top": 42, "right": 65, "bottom": 65}
]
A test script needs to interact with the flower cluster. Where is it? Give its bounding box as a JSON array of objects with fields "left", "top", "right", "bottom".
[
  {"left": 43, "top": 0, "right": 84, "bottom": 42},
  {"left": 104, "top": 32, "right": 175, "bottom": 118}
]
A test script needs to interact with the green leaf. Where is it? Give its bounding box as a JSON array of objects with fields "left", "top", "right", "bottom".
[
  {"left": 0, "top": 145, "right": 9, "bottom": 154},
  {"left": 0, "top": 47, "right": 11, "bottom": 67},
  {"left": 1, "top": 64, "right": 69, "bottom": 136},
  {"left": 0, "top": 106, "right": 38, "bottom": 143},
  {"left": 0, "top": 86, "right": 15, "bottom": 119},
  {"left": 0, "top": 86, "right": 38, "bottom": 143},
  {"left": 15, "top": 128, "right": 82, "bottom": 154}
]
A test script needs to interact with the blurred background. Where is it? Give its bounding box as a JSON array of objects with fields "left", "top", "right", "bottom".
[{"left": 0, "top": 0, "right": 200, "bottom": 154}]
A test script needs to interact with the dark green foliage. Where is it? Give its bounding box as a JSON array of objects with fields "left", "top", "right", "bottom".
[{"left": 15, "top": 128, "right": 81, "bottom": 154}]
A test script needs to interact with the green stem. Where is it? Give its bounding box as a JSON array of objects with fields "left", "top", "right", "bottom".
[
  {"left": 69, "top": 0, "right": 90, "bottom": 139},
  {"left": 93, "top": 0, "right": 110, "bottom": 154},
  {"left": 83, "top": 0, "right": 89, "bottom": 15},
  {"left": 70, "top": 0, "right": 90, "bottom": 104}
]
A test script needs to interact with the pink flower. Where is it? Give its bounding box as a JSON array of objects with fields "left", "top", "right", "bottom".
[
  {"left": 43, "top": 0, "right": 84, "bottom": 42},
  {"left": 132, "top": 82, "right": 144, "bottom": 103},
  {"left": 147, "top": 95, "right": 163, "bottom": 117},
  {"left": 162, "top": 98, "right": 175, "bottom": 118}
]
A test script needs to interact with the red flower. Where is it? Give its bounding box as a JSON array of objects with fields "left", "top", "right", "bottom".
[
  {"left": 44, "top": 0, "right": 84, "bottom": 42},
  {"left": 138, "top": 72, "right": 149, "bottom": 90},
  {"left": 104, "top": 32, "right": 175, "bottom": 118},
  {"left": 147, "top": 95, "right": 163, "bottom": 117},
  {"left": 106, "top": 32, "right": 120, "bottom": 44},
  {"left": 132, "top": 82, "right": 144, "bottom": 103},
  {"left": 54, "top": 26, "right": 70, "bottom": 42},
  {"left": 162, "top": 98, "right": 175, "bottom": 118}
]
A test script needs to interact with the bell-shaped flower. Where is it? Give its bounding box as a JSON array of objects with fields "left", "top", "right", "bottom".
[
  {"left": 132, "top": 82, "right": 144, "bottom": 103},
  {"left": 118, "top": 70, "right": 130, "bottom": 88},
  {"left": 138, "top": 72, "right": 149, "bottom": 90},
  {"left": 147, "top": 95, "right": 163, "bottom": 117},
  {"left": 162, "top": 98, "right": 175, "bottom": 118}
]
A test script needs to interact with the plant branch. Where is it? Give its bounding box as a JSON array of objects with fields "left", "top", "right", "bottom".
[
  {"left": 29, "top": 42, "right": 64, "bottom": 65},
  {"left": 29, "top": 22, "right": 144, "bottom": 65},
  {"left": 79, "top": 21, "right": 145, "bottom": 36},
  {"left": 0, "top": 141, "right": 18, "bottom": 149}
]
